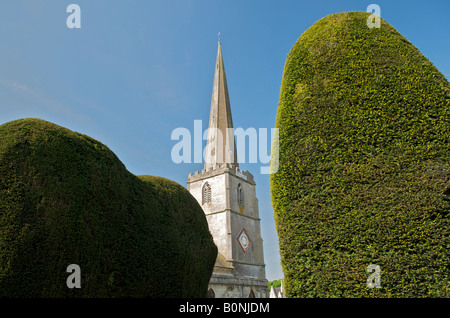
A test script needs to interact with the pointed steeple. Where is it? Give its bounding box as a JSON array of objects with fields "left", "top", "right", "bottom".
[{"left": 204, "top": 40, "right": 239, "bottom": 170}]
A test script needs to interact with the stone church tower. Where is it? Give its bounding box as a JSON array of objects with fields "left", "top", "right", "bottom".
[{"left": 187, "top": 41, "right": 269, "bottom": 298}]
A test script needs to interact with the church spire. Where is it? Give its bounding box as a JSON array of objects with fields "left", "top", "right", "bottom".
[{"left": 204, "top": 40, "right": 239, "bottom": 170}]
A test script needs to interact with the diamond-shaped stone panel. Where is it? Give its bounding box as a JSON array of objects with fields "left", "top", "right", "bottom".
[{"left": 237, "top": 228, "right": 250, "bottom": 253}]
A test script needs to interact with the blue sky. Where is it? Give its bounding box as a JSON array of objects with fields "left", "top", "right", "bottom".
[{"left": 0, "top": 0, "right": 449, "bottom": 281}]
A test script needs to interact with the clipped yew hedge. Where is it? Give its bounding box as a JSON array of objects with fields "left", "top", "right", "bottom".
[
  {"left": 0, "top": 118, "right": 217, "bottom": 297},
  {"left": 271, "top": 12, "right": 450, "bottom": 297}
]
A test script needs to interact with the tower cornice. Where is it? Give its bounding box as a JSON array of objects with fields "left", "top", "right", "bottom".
[{"left": 187, "top": 164, "right": 255, "bottom": 185}]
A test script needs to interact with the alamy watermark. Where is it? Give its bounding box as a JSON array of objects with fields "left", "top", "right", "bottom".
[
  {"left": 366, "top": 4, "right": 381, "bottom": 28},
  {"left": 366, "top": 264, "right": 381, "bottom": 288},
  {"left": 171, "top": 120, "right": 279, "bottom": 175},
  {"left": 66, "top": 4, "right": 81, "bottom": 29},
  {"left": 66, "top": 264, "right": 81, "bottom": 289}
]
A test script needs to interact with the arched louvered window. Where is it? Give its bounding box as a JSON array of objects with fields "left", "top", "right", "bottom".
[
  {"left": 202, "top": 182, "right": 211, "bottom": 205},
  {"left": 237, "top": 183, "right": 244, "bottom": 206}
]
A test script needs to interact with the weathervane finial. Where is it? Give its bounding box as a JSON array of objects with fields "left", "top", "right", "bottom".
[{"left": 218, "top": 32, "right": 221, "bottom": 43}]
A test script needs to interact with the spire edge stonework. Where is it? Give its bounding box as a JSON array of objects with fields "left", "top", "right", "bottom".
[{"left": 204, "top": 41, "right": 239, "bottom": 170}]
